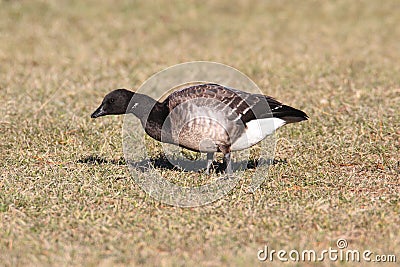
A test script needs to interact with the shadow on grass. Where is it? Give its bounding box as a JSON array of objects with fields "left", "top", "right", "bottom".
[
  {"left": 77, "top": 154, "right": 287, "bottom": 173},
  {"left": 77, "top": 155, "right": 126, "bottom": 165}
]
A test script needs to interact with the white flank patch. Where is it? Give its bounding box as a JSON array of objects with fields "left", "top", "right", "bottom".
[{"left": 231, "top": 118, "right": 286, "bottom": 151}]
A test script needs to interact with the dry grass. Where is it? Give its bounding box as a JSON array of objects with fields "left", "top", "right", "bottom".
[{"left": 1, "top": 0, "right": 399, "bottom": 266}]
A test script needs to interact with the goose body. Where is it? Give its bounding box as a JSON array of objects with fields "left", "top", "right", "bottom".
[{"left": 91, "top": 83, "right": 308, "bottom": 174}]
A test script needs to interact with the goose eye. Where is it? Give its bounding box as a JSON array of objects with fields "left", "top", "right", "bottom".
[{"left": 109, "top": 99, "right": 115, "bottom": 104}]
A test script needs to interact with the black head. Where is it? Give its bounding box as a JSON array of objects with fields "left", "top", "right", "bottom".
[{"left": 91, "top": 89, "right": 135, "bottom": 118}]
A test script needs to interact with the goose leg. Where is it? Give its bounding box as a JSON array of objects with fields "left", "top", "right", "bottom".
[
  {"left": 205, "top": 152, "right": 214, "bottom": 174},
  {"left": 218, "top": 144, "right": 233, "bottom": 175},
  {"left": 223, "top": 152, "right": 233, "bottom": 175}
]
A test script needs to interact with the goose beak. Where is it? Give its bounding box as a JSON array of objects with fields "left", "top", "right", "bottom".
[{"left": 91, "top": 105, "right": 105, "bottom": 118}]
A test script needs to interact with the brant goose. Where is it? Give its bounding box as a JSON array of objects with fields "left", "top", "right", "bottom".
[{"left": 91, "top": 83, "right": 308, "bottom": 174}]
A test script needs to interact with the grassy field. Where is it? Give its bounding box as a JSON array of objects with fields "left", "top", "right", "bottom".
[{"left": 1, "top": 0, "right": 399, "bottom": 266}]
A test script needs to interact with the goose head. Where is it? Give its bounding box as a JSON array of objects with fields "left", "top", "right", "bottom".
[{"left": 91, "top": 89, "right": 135, "bottom": 118}]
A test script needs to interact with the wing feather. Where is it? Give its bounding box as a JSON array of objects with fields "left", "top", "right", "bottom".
[{"left": 165, "top": 83, "right": 307, "bottom": 124}]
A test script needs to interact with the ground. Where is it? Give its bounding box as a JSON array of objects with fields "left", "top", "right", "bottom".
[{"left": 1, "top": 0, "right": 399, "bottom": 266}]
